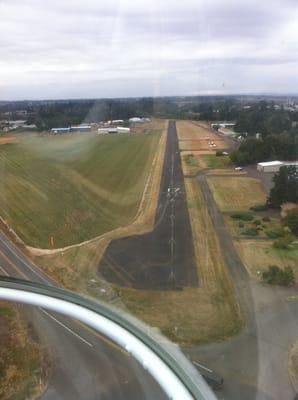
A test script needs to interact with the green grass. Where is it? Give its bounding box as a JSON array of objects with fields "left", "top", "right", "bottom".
[
  {"left": 0, "top": 131, "right": 161, "bottom": 248},
  {"left": 201, "top": 154, "right": 231, "bottom": 168}
]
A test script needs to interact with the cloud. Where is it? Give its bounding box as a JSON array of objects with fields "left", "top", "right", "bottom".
[{"left": 0, "top": 0, "right": 297, "bottom": 99}]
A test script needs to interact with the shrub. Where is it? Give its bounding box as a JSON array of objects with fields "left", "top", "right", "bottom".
[
  {"left": 215, "top": 150, "right": 223, "bottom": 156},
  {"left": 238, "top": 222, "right": 244, "bottom": 228},
  {"left": 231, "top": 212, "right": 254, "bottom": 221},
  {"left": 242, "top": 228, "right": 259, "bottom": 236},
  {"left": 253, "top": 219, "right": 262, "bottom": 226},
  {"left": 262, "top": 265, "right": 295, "bottom": 287},
  {"left": 283, "top": 209, "right": 298, "bottom": 236},
  {"left": 273, "top": 234, "right": 294, "bottom": 249},
  {"left": 184, "top": 154, "right": 197, "bottom": 166},
  {"left": 265, "top": 227, "right": 285, "bottom": 239},
  {"left": 262, "top": 216, "right": 271, "bottom": 222},
  {"left": 250, "top": 204, "right": 268, "bottom": 212}
]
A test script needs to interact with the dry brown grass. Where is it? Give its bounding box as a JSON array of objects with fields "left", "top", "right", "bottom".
[
  {"left": 180, "top": 151, "right": 208, "bottom": 176},
  {"left": 0, "top": 302, "right": 48, "bottom": 400},
  {"left": 177, "top": 121, "right": 226, "bottom": 151},
  {"left": 207, "top": 176, "right": 267, "bottom": 212},
  {"left": 0, "top": 136, "right": 18, "bottom": 145},
  {"left": 234, "top": 239, "right": 298, "bottom": 279},
  {"left": 289, "top": 338, "right": 298, "bottom": 391}
]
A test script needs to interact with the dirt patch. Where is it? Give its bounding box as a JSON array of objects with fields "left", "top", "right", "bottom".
[{"left": 0, "top": 136, "right": 18, "bottom": 145}]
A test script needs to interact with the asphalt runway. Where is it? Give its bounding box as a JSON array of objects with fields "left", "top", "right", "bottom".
[{"left": 99, "top": 121, "right": 198, "bottom": 289}]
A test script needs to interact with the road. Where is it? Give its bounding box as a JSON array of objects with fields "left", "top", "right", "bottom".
[
  {"left": 99, "top": 120, "right": 198, "bottom": 289},
  {"left": 0, "top": 232, "right": 166, "bottom": 399}
]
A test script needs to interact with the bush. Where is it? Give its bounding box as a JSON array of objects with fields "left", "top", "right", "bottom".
[
  {"left": 265, "top": 227, "right": 285, "bottom": 239},
  {"left": 262, "top": 265, "right": 295, "bottom": 287},
  {"left": 231, "top": 212, "right": 254, "bottom": 221},
  {"left": 184, "top": 154, "right": 197, "bottom": 166},
  {"left": 242, "top": 228, "right": 259, "bottom": 236},
  {"left": 283, "top": 209, "right": 298, "bottom": 236},
  {"left": 262, "top": 216, "right": 271, "bottom": 222},
  {"left": 238, "top": 222, "right": 244, "bottom": 228},
  {"left": 215, "top": 151, "right": 223, "bottom": 156},
  {"left": 250, "top": 204, "right": 268, "bottom": 212},
  {"left": 253, "top": 219, "right": 262, "bottom": 226},
  {"left": 273, "top": 234, "right": 294, "bottom": 249}
]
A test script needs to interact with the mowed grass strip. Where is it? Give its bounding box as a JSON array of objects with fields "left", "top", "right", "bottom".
[
  {"left": 207, "top": 176, "right": 267, "bottom": 212},
  {"left": 0, "top": 129, "right": 161, "bottom": 248}
]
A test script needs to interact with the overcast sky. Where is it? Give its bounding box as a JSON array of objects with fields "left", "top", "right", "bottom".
[{"left": 0, "top": 0, "right": 297, "bottom": 100}]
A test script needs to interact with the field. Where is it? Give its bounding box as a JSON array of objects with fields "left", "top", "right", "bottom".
[
  {"left": 0, "top": 302, "right": 48, "bottom": 400},
  {"left": 0, "top": 136, "right": 18, "bottom": 145},
  {"left": 34, "top": 121, "right": 242, "bottom": 345},
  {"left": 177, "top": 121, "right": 226, "bottom": 151},
  {"left": 289, "top": 338, "right": 298, "bottom": 391},
  {"left": 234, "top": 240, "right": 298, "bottom": 279},
  {"left": 201, "top": 154, "right": 231, "bottom": 169},
  {"left": 207, "top": 176, "right": 267, "bottom": 212},
  {"left": 206, "top": 170, "right": 297, "bottom": 281},
  {"left": 0, "top": 121, "right": 163, "bottom": 248}
]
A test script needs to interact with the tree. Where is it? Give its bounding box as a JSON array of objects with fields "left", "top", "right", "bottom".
[{"left": 268, "top": 166, "right": 298, "bottom": 207}]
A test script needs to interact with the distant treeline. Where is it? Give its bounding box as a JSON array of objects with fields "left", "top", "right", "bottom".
[
  {"left": 230, "top": 133, "right": 298, "bottom": 165},
  {"left": 1, "top": 97, "right": 298, "bottom": 134}
]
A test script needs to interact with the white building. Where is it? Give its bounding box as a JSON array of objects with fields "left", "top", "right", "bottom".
[
  {"left": 129, "top": 117, "right": 143, "bottom": 124},
  {"left": 116, "top": 127, "right": 130, "bottom": 133},
  {"left": 51, "top": 127, "right": 71, "bottom": 134},
  {"left": 257, "top": 161, "right": 284, "bottom": 173},
  {"left": 98, "top": 127, "right": 117, "bottom": 134},
  {"left": 98, "top": 126, "right": 130, "bottom": 134}
]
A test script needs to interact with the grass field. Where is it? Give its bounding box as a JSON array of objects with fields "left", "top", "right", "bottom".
[
  {"left": 235, "top": 240, "right": 298, "bottom": 279},
  {"left": 34, "top": 123, "right": 242, "bottom": 345},
  {"left": 177, "top": 121, "right": 226, "bottom": 151},
  {"left": 0, "top": 122, "right": 162, "bottom": 248},
  {"left": 207, "top": 176, "right": 267, "bottom": 212},
  {"left": 0, "top": 302, "right": 48, "bottom": 400},
  {"left": 201, "top": 154, "right": 231, "bottom": 169},
  {"left": 206, "top": 172, "right": 297, "bottom": 282}
]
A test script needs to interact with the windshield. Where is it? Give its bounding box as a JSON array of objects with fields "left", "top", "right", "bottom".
[{"left": 0, "top": 1, "right": 297, "bottom": 399}]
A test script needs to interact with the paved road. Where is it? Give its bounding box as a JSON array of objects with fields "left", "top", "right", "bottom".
[
  {"left": 0, "top": 232, "right": 166, "bottom": 399},
  {"left": 99, "top": 120, "right": 198, "bottom": 289}
]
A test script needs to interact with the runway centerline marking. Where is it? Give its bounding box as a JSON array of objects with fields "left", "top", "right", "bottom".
[{"left": 40, "top": 308, "right": 93, "bottom": 348}]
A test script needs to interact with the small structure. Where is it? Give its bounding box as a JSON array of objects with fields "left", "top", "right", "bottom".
[
  {"left": 51, "top": 127, "right": 71, "bottom": 134},
  {"left": 98, "top": 127, "right": 117, "bottom": 134},
  {"left": 98, "top": 126, "right": 130, "bottom": 135},
  {"left": 70, "top": 125, "right": 91, "bottom": 132},
  {"left": 116, "top": 127, "right": 130, "bottom": 133},
  {"left": 257, "top": 161, "right": 284, "bottom": 173},
  {"left": 129, "top": 117, "right": 143, "bottom": 124}
]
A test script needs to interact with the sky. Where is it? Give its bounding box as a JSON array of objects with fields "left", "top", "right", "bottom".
[{"left": 0, "top": 0, "right": 297, "bottom": 100}]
